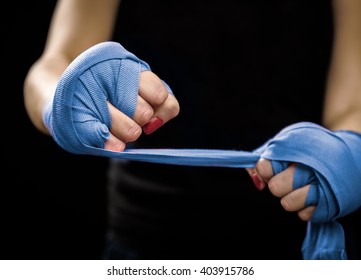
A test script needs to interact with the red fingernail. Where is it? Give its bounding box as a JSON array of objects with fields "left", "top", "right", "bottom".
[
  {"left": 143, "top": 117, "right": 164, "bottom": 135},
  {"left": 251, "top": 173, "right": 265, "bottom": 191}
]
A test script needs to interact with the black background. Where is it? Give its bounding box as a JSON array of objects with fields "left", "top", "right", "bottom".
[
  {"left": 3, "top": 1, "right": 108, "bottom": 259},
  {"left": 5, "top": 0, "right": 356, "bottom": 261}
]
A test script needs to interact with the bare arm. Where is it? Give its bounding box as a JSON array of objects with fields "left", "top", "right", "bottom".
[
  {"left": 24, "top": 0, "right": 121, "bottom": 134},
  {"left": 323, "top": 0, "right": 361, "bottom": 133},
  {"left": 249, "top": 0, "right": 361, "bottom": 222}
]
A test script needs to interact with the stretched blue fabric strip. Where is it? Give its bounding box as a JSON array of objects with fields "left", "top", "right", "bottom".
[
  {"left": 46, "top": 41, "right": 361, "bottom": 260},
  {"left": 98, "top": 148, "right": 260, "bottom": 168},
  {"left": 49, "top": 41, "right": 260, "bottom": 168}
]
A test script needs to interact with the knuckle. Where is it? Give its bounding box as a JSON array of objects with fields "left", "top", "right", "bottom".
[
  {"left": 153, "top": 83, "right": 168, "bottom": 104},
  {"left": 165, "top": 98, "right": 180, "bottom": 119},
  {"left": 298, "top": 211, "right": 311, "bottom": 221},
  {"left": 124, "top": 124, "right": 142, "bottom": 142},
  {"left": 268, "top": 178, "right": 282, "bottom": 197},
  {"left": 280, "top": 197, "right": 293, "bottom": 212},
  {"left": 139, "top": 108, "right": 154, "bottom": 124},
  {"left": 256, "top": 159, "right": 272, "bottom": 182}
]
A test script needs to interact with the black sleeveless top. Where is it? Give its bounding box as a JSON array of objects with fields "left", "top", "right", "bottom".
[{"left": 107, "top": 0, "right": 334, "bottom": 259}]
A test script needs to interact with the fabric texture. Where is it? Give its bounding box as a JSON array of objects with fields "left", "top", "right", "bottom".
[
  {"left": 43, "top": 41, "right": 361, "bottom": 260},
  {"left": 254, "top": 123, "right": 361, "bottom": 259}
]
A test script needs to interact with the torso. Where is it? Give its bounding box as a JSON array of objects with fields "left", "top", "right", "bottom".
[{"left": 107, "top": 0, "right": 333, "bottom": 259}]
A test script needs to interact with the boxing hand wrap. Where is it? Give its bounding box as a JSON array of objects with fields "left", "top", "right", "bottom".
[
  {"left": 42, "top": 41, "right": 260, "bottom": 167},
  {"left": 255, "top": 122, "right": 361, "bottom": 259},
  {"left": 43, "top": 41, "right": 151, "bottom": 153},
  {"left": 42, "top": 41, "right": 361, "bottom": 259}
]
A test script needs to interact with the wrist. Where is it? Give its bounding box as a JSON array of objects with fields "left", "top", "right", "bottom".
[{"left": 334, "top": 130, "right": 361, "bottom": 165}]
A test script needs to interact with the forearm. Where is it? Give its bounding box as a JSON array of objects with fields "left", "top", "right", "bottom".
[
  {"left": 23, "top": 0, "right": 120, "bottom": 134},
  {"left": 24, "top": 55, "right": 69, "bottom": 134},
  {"left": 323, "top": 0, "right": 361, "bottom": 133}
]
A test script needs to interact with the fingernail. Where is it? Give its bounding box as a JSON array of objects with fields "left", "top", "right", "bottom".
[
  {"left": 251, "top": 173, "right": 265, "bottom": 191},
  {"left": 143, "top": 117, "right": 164, "bottom": 135}
]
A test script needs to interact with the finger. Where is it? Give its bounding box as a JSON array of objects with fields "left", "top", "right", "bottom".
[
  {"left": 298, "top": 206, "right": 316, "bottom": 221},
  {"left": 107, "top": 101, "right": 142, "bottom": 143},
  {"left": 133, "top": 95, "right": 154, "bottom": 126},
  {"left": 143, "top": 93, "right": 180, "bottom": 135},
  {"left": 104, "top": 132, "right": 126, "bottom": 152},
  {"left": 280, "top": 184, "right": 311, "bottom": 212},
  {"left": 267, "top": 163, "right": 297, "bottom": 197},
  {"left": 246, "top": 167, "right": 266, "bottom": 191},
  {"left": 139, "top": 71, "right": 169, "bottom": 107},
  {"left": 139, "top": 71, "right": 180, "bottom": 134},
  {"left": 256, "top": 158, "right": 274, "bottom": 183}
]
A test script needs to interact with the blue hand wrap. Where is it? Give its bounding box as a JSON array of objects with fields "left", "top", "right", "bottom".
[
  {"left": 43, "top": 41, "right": 151, "bottom": 152},
  {"left": 255, "top": 123, "right": 361, "bottom": 259},
  {"left": 43, "top": 41, "right": 361, "bottom": 259}
]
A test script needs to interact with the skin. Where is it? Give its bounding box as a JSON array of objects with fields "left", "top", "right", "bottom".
[
  {"left": 23, "top": 0, "right": 180, "bottom": 152},
  {"left": 24, "top": 0, "right": 361, "bottom": 222},
  {"left": 247, "top": 0, "right": 361, "bottom": 222}
]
